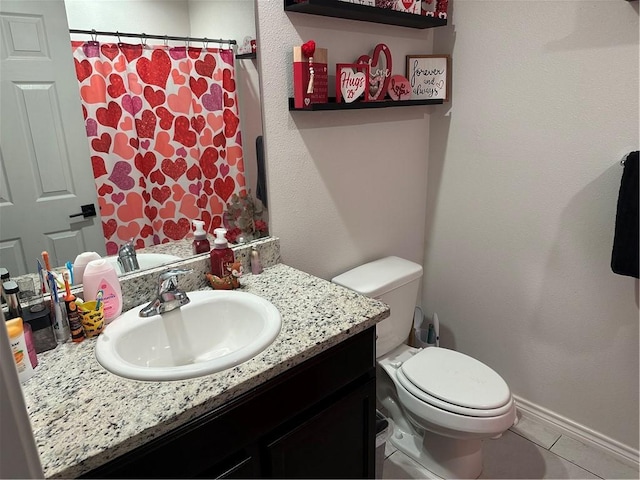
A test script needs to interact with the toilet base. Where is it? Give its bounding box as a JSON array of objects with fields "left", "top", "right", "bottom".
[{"left": 390, "top": 423, "right": 483, "bottom": 479}]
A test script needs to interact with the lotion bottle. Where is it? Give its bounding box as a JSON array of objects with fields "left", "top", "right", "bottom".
[
  {"left": 210, "top": 228, "right": 235, "bottom": 277},
  {"left": 5, "top": 317, "right": 35, "bottom": 383},
  {"left": 192, "top": 220, "right": 211, "bottom": 255},
  {"left": 82, "top": 259, "right": 122, "bottom": 323}
]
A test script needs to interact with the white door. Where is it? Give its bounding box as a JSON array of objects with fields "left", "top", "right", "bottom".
[{"left": 0, "top": 0, "right": 105, "bottom": 276}]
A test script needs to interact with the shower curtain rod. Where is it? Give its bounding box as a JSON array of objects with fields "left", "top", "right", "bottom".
[{"left": 69, "top": 29, "right": 236, "bottom": 46}]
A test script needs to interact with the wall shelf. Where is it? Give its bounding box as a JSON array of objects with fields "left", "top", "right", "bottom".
[
  {"left": 236, "top": 52, "right": 257, "bottom": 60},
  {"left": 284, "top": 0, "right": 447, "bottom": 29},
  {"left": 289, "top": 97, "right": 443, "bottom": 111}
]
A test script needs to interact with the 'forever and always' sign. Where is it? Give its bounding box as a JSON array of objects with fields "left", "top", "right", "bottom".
[{"left": 406, "top": 55, "right": 450, "bottom": 101}]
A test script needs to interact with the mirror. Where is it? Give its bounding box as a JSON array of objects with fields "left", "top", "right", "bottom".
[{"left": 0, "top": 0, "right": 266, "bottom": 281}]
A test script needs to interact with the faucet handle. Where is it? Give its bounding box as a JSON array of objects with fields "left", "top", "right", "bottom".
[{"left": 158, "top": 269, "right": 192, "bottom": 294}]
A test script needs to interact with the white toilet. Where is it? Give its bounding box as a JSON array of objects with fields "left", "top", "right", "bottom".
[{"left": 332, "top": 256, "right": 516, "bottom": 479}]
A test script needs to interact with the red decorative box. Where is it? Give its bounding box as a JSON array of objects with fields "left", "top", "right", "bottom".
[{"left": 293, "top": 47, "right": 328, "bottom": 109}]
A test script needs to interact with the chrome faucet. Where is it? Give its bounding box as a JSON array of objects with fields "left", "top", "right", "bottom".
[
  {"left": 139, "top": 269, "right": 192, "bottom": 317},
  {"left": 117, "top": 239, "right": 139, "bottom": 273}
]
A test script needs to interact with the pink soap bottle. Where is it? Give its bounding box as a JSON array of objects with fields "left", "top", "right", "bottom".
[
  {"left": 192, "top": 220, "right": 211, "bottom": 255},
  {"left": 210, "top": 228, "right": 235, "bottom": 277},
  {"left": 82, "top": 259, "right": 122, "bottom": 323}
]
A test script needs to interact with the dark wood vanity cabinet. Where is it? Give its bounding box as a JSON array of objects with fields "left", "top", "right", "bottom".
[{"left": 82, "top": 328, "right": 377, "bottom": 479}]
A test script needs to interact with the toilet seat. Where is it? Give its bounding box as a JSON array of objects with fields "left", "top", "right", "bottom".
[{"left": 397, "top": 347, "right": 513, "bottom": 417}]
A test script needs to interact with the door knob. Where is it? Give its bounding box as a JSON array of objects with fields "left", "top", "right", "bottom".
[{"left": 69, "top": 203, "right": 97, "bottom": 219}]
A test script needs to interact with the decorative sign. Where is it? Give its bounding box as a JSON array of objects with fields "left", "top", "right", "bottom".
[
  {"left": 336, "top": 63, "right": 370, "bottom": 103},
  {"left": 406, "top": 55, "right": 449, "bottom": 101},
  {"left": 387, "top": 75, "right": 411, "bottom": 101},
  {"left": 293, "top": 45, "right": 328, "bottom": 109},
  {"left": 421, "top": 0, "right": 449, "bottom": 19},
  {"left": 357, "top": 43, "right": 392, "bottom": 101}
]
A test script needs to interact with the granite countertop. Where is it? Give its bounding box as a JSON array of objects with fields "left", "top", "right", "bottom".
[{"left": 21, "top": 263, "right": 389, "bottom": 479}]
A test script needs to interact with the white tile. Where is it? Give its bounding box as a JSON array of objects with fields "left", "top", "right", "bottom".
[
  {"left": 383, "top": 450, "right": 440, "bottom": 479},
  {"left": 550, "top": 435, "right": 639, "bottom": 480},
  {"left": 510, "top": 413, "right": 562, "bottom": 449},
  {"left": 480, "top": 430, "right": 601, "bottom": 479}
]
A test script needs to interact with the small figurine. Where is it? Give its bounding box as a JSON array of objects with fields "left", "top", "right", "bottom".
[{"left": 206, "top": 261, "right": 243, "bottom": 290}]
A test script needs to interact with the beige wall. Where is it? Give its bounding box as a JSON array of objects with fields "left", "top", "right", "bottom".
[{"left": 257, "top": 0, "right": 639, "bottom": 453}]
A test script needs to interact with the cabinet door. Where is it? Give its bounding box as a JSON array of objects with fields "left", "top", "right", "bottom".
[{"left": 266, "top": 379, "right": 376, "bottom": 479}]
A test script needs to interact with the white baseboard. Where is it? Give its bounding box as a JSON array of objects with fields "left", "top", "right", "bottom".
[{"left": 513, "top": 394, "right": 639, "bottom": 469}]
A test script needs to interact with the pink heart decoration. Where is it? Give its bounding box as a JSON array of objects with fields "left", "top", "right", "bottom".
[
  {"left": 189, "top": 181, "right": 202, "bottom": 195},
  {"left": 176, "top": 147, "right": 187, "bottom": 157},
  {"left": 169, "top": 47, "right": 187, "bottom": 60},
  {"left": 111, "top": 192, "right": 125, "bottom": 205},
  {"left": 202, "top": 84, "right": 223, "bottom": 112},
  {"left": 85, "top": 118, "right": 98, "bottom": 137},
  {"left": 82, "top": 43, "right": 100, "bottom": 58},
  {"left": 121, "top": 95, "right": 143, "bottom": 116},
  {"left": 141, "top": 139, "right": 151, "bottom": 149},
  {"left": 108, "top": 161, "right": 135, "bottom": 191},
  {"left": 220, "top": 164, "right": 230, "bottom": 177}
]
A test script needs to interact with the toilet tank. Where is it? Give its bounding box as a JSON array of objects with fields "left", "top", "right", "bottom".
[{"left": 331, "top": 256, "right": 423, "bottom": 357}]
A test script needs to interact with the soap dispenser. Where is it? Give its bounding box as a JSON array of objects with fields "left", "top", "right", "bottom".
[
  {"left": 192, "top": 220, "right": 211, "bottom": 255},
  {"left": 210, "top": 228, "right": 235, "bottom": 277}
]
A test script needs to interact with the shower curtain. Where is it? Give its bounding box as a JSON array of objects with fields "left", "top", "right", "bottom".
[{"left": 72, "top": 41, "right": 246, "bottom": 254}]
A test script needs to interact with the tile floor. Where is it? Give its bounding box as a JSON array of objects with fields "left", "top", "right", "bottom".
[{"left": 382, "top": 414, "right": 639, "bottom": 479}]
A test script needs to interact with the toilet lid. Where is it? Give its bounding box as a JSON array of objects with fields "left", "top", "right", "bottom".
[{"left": 400, "top": 348, "right": 511, "bottom": 411}]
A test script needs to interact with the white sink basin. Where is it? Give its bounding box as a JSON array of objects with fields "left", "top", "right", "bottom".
[
  {"left": 95, "top": 290, "right": 281, "bottom": 381},
  {"left": 105, "top": 253, "right": 182, "bottom": 275}
]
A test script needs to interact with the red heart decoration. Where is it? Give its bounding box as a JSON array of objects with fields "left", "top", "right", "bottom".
[
  {"left": 134, "top": 151, "right": 157, "bottom": 177},
  {"left": 122, "top": 44, "right": 143, "bottom": 63},
  {"left": 102, "top": 219, "right": 117, "bottom": 240},
  {"left": 161, "top": 158, "right": 187, "bottom": 181},
  {"left": 357, "top": 43, "right": 393, "bottom": 101},
  {"left": 144, "top": 86, "right": 166, "bottom": 108},
  {"left": 97, "top": 183, "right": 113, "bottom": 196},
  {"left": 214, "top": 176, "right": 235, "bottom": 203},
  {"left": 195, "top": 54, "right": 216, "bottom": 77},
  {"left": 135, "top": 109, "right": 157, "bottom": 138},
  {"left": 82, "top": 105, "right": 87, "bottom": 120},
  {"left": 136, "top": 49, "right": 171, "bottom": 88},
  {"left": 197, "top": 194, "right": 208, "bottom": 209},
  {"left": 199, "top": 147, "right": 219, "bottom": 179},
  {"left": 106, "top": 74, "right": 126, "bottom": 98},
  {"left": 150, "top": 168, "right": 166, "bottom": 185},
  {"left": 129, "top": 138, "right": 139, "bottom": 149},
  {"left": 156, "top": 106, "right": 174, "bottom": 130},
  {"left": 191, "top": 115, "right": 206, "bottom": 134},
  {"left": 223, "top": 92, "right": 234, "bottom": 108},
  {"left": 188, "top": 47, "right": 202, "bottom": 59},
  {"left": 96, "top": 101, "right": 122, "bottom": 129},
  {"left": 152, "top": 185, "right": 171, "bottom": 204},
  {"left": 99, "top": 44, "right": 118, "bottom": 61},
  {"left": 189, "top": 77, "right": 208, "bottom": 98},
  {"left": 203, "top": 179, "right": 214, "bottom": 195},
  {"left": 402, "top": 0, "right": 413, "bottom": 8},
  {"left": 173, "top": 116, "right": 196, "bottom": 147},
  {"left": 223, "top": 109, "right": 239, "bottom": 138},
  {"left": 222, "top": 68, "right": 236, "bottom": 92},
  {"left": 135, "top": 238, "right": 145, "bottom": 250},
  {"left": 91, "top": 156, "right": 108, "bottom": 177},
  {"left": 75, "top": 59, "right": 92, "bottom": 82},
  {"left": 213, "top": 132, "right": 226, "bottom": 148},
  {"left": 163, "top": 218, "right": 191, "bottom": 241},
  {"left": 91, "top": 133, "right": 112, "bottom": 153},
  {"left": 144, "top": 206, "right": 158, "bottom": 221},
  {"left": 186, "top": 164, "right": 202, "bottom": 180},
  {"left": 142, "top": 190, "right": 151, "bottom": 203},
  {"left": 140, "top": 224, "right": 154, "bottom": 238},
  {"left": 139, "top": 177, "right": 146, "bottom": 189}
]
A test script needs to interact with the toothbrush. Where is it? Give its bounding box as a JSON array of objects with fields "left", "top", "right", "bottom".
[
  {"left": 48, "top": 272, "right": 70, "bottom": 343},
  {"left": 66, "top": 261, "right": 74, "bottom": 285},
  {"left": 36, "top": 259, "right": 46, "bottom": 294},
  {"left": 95, "top": 290, "right": 104, "bottom": 310}
]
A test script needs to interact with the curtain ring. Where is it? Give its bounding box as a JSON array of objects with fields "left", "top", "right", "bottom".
[
  {"left": 203, "top": 37, "right": 209, "bottom": 50},
  {"left": 140, "top": 33, "right": 148, "bottom": 49},
  {"left": 116, "top": 31, "right": 122, "bottom": 45},
  {"left": 185, "top": 36, "right": 190, "bottom": 49},
  {"left": 163, "top": 35, "right": 169, "bottom": 48},
  {"left": 90, "top": 29, "right": 98, "bottom": 43}
]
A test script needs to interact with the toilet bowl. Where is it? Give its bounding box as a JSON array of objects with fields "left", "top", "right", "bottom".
[{"left": 332, "top": 256, "right": 516, "bottom": 479}]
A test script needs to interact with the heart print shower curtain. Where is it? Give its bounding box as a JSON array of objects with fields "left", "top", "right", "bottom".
[{"left": 72, "top": 41, "right": 246, "bottom": 254}]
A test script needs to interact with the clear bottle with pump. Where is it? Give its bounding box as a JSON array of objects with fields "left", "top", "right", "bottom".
[
  {"left": 192, "top": 220, "right": 211, "bottom": 255},
  {"left": 210, "top": 228, "right": 235, "bottom": 277}
]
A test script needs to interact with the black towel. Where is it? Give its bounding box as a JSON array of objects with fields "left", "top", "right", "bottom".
[
  {"left": 611, "top": 151, "right": 639, "bottom": 279},
  {"left": 255, "top": 135, "right": 268, "bottom": 208}
]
